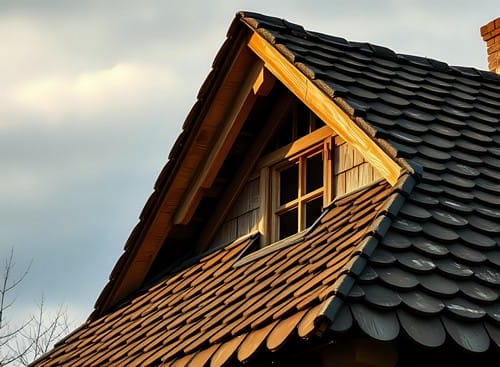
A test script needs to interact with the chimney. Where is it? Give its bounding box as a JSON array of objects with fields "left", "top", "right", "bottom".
[{"left": 481, "top": 17, "right": 500, "bottom": 73}]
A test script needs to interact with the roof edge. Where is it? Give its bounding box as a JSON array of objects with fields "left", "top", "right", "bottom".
[
  {"left": 312, "top": 172, "right": 417, "bottom": 332},
  {"left": 91, "top": 13, "right": 256, "bottom": 320}
]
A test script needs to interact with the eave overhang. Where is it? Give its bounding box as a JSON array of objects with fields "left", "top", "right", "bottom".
[{"left": 93, "top": 18, "right": 263, "bottom": 317}]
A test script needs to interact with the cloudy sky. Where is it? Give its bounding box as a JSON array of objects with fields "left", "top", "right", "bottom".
[{"left": 2, "top": 0, "right": 499, "bottom": 330}]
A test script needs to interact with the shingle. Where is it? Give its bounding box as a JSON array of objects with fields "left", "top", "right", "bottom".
[
  {"left": 350, "top": 303, "right": 400, "bottom": 341},
  {"left": 395, "top": 251, "right": 436, "bottom": 273},
  {"left": 400, "top": 290, "right": 444, "bottom": 315},
  {"left": 376, "top": 266, "right": 419, "bottom": 289},
  {"left": 419, "top": 273, "right": 460, "bottom": 296},
  {"left": 361, "top": 284, "right": 401, "bottom": 308},
  {"left": 411, "top": 236, "right": 449, "bottom": 257},
  {"left": 441, "top": 316, "right": 490, "bottom": 352},
  {"left": 397, "top": 309, "right": 446, "bottom": 347}
]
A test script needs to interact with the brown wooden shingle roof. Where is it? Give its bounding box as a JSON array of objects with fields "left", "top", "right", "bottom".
[{"left": 33, "top": 180, "right": 401, "bottom": 366}]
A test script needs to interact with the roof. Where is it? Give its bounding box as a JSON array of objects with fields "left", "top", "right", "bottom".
[
  {"left": 32, "top": 179, "right": 403, "bottom": 366},
  {"left": 32, "top": 11, "right": 500, "bottom": 366}
]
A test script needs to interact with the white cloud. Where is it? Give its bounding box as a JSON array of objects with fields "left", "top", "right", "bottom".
[{"left": 5, "top": 62, "right": 176, "bottom": 125}]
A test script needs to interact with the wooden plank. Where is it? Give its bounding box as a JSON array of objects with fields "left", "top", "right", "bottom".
[
  {"left": 324, "top": 137, "right": 334, "bottom": 204},
  {"left": 253, "top": 67, "right": 275, "bottom": 96},
  {"left": 259, "top": 166, "right": 271, "bottom": 245},
  {"left": 237, "top": 321, "right": 278, "bottom": 362},
  {"left": 248, "top": 178, "right": 260, "bottom": 210},
  {"left": 237, "top": 211, "right": 252, "bottom": 237},
  {"left": 335, "top": 172, "right": 346, "bottom": 197},
  {"left": 353, "top": 143, "right": 365, "bottom": 166},
  {"left": 248, "top": 32, "right": 402, "bottom": 186},
  {"left": 358, "top": 163, "right": 373, "bottom": 187},
  {"left": 345, "top": 166, "right": 360, "bottom": 193},
  {"left": 337, "top": 143, "right": 353, "bottom": 173},
  {"left": 174, "top": 58, "right": 263, "bottom": 225}
]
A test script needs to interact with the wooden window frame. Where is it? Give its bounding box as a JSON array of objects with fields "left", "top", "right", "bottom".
[{"left": 258, "top": 125, "right": 334, "bottom": 245}]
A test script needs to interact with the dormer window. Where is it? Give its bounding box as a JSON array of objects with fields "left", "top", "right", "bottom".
[
  {"left": 261, "top": 121, "right": 333, "bottom": 244},
  {"left": 274, "top": 146, "right": 325, "bottom": 240},
  {"left": 210, "top": 98, "right": 381, "bottom": 249},
  {"left": 243, "top": 102, "right": 334, "bottom": 245}
]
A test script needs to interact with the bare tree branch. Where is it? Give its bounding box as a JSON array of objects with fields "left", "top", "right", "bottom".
[{"left": 0, "top": 248, "right": 71, "bottom": 366}]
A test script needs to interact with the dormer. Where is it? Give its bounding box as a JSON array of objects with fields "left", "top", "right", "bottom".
[{"left": 210, "top": 97, "right": 383, "bottom": 249}]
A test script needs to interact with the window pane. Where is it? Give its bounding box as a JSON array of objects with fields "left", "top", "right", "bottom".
[
  {"left": 305, "top": 196, "right": 323, "bottom": 228},
  {"left": 279, "top": 208, "right": 298, "bottom": 239},
  {"left": 306, "top": 153, "right": 323, "bottom": 193},
  {"left": 280, "top": 164, "right": 298, "bottom": 205}
]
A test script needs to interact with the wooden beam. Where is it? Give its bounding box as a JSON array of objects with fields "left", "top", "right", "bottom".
[
  {"left": 174, "top": 59, "right": 266, "bottom": 225},
  {"left": 247, "top": 32, "right": 403, "bottom": 186},
  {"left": 253, "top": 67, "right": 275, "bottom": 96}
]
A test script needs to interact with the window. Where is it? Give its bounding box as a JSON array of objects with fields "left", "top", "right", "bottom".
[
  {"left": 258, "top": 108, "right": 334, "bottom": 244},
  {"left": 274, "top": 147, "right": 326, "bottom": 240}
]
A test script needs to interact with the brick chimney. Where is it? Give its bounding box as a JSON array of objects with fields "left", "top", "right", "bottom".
[{"left": 481, "top": 17, "right": 500, "bottom": 73}]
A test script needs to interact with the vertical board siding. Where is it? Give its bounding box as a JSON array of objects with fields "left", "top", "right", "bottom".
[
  {"left": 334, "top": 142, "right": 381, "bottom": 197},
  {"left": 212, "top": 178, "right": 260, "bottom": 247}
]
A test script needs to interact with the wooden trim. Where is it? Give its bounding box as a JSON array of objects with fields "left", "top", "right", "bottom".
[
  {"left": 196, "top": 91, "right": 295, "bottom": 252},
  {"left": 259, "top": 166, "right": 271, "bottom": 245},
  {"left": 174, "top": 58, "right": 264, "bottom": 225},
  {"left": 257, "top": 125, "right": 334, "bottom": 168},
  {"left": 247, "top": 32, "right": 403, "bottom": 185},
  {"left": 324, "top": 137, "right": 333, "bottom": 205},
  {"left": 253, "top": 67, "right": 275, "bottom": 96}
]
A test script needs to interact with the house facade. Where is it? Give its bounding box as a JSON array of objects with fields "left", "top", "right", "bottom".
[{"left": 31, "top": 13, "right": 500, "bottom": 366}]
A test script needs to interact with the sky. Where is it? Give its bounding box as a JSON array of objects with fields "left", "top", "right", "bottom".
[{"left": 2, "top": 0, "right": 499, "bottom": 334}]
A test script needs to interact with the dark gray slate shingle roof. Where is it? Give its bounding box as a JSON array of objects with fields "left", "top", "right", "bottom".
[{"left": 241, "top": 12, "right": 500, "bottom": 353}]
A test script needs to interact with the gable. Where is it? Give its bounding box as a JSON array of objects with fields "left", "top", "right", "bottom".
[{"left": 210, "top": 97, "right": 383, "bottom": 249}]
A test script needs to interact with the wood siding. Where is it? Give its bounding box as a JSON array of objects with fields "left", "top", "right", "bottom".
[
  {"left": 212, "top": 177, "right": 260, "bottom": 246},
  {"left": 334, "top": 140, "right": 382, "bottom": 197}
]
